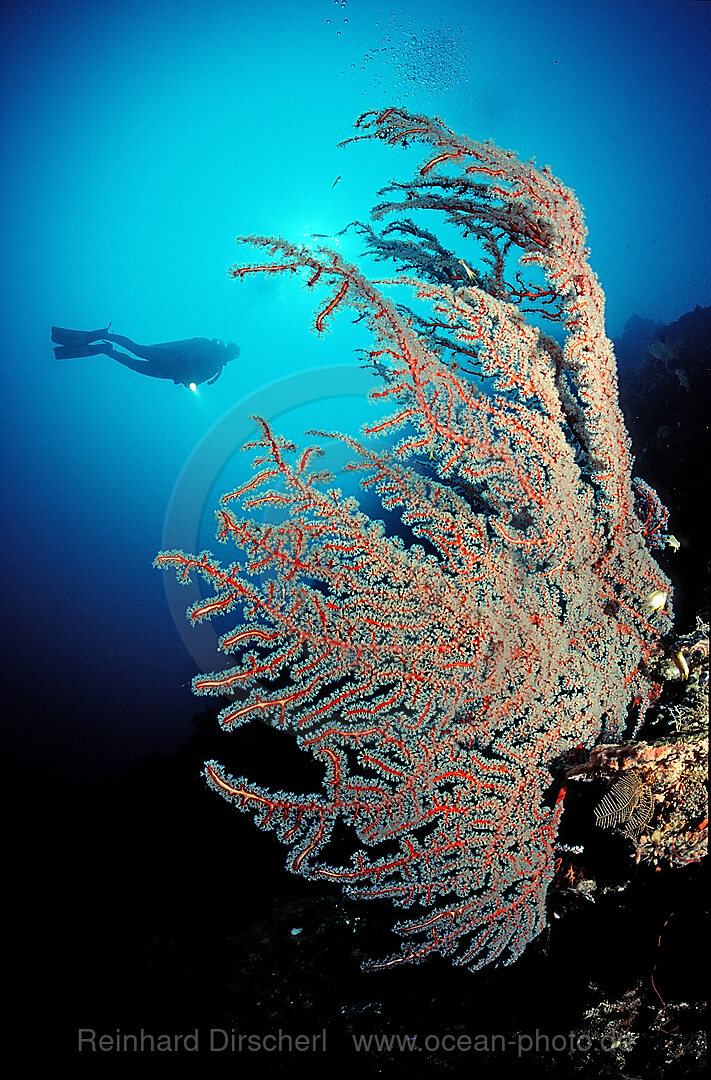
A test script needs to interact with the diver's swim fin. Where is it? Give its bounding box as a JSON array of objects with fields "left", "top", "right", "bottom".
[
  {"left": 51, "top": 325, "right": 111, "bottom": 346},
  {"left": 54, "top": 343, "right": 109, "bottom": 360}
]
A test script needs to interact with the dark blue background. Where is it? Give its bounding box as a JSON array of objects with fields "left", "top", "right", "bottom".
[
  {"left": 2, "top": 6, "right": 708, "bottom": 1074},
  {"left": 3, "top": 0, "right": 709, "bottom": 799}
]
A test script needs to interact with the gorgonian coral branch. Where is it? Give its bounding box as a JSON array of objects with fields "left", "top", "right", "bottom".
[{"left": 157, "top": 108, "right": 671, "bottom": 971}]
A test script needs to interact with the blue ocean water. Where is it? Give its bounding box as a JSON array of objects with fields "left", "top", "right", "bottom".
[{"left": 2, "top": 0, "right": 710, "bottom": 803}]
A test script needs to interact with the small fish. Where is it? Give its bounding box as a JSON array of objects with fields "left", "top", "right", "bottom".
[
  {"left": 672, "top": 651, "right": 689, "bottom": 680},
  {"left": 332, "top": 175, "right": 342, "bottom": 189},
  {"left": 645, "top": 589, "right": 668, "bottom": 613},
  {"left": 459, "top": 259, "right": 476, "bottom": 280}
]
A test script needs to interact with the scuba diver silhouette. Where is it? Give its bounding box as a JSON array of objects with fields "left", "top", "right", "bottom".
[{"left": 51, "top": 325, "right": 240, "bottom": 388}]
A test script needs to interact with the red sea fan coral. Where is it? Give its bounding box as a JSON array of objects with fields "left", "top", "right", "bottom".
[{"left": 156, "top": 109, "right": 672, "bottom": 971}]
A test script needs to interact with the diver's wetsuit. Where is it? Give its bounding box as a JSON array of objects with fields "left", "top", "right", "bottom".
[{"left": 52, "top": 327, "right": 239, "bottom": 387}]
